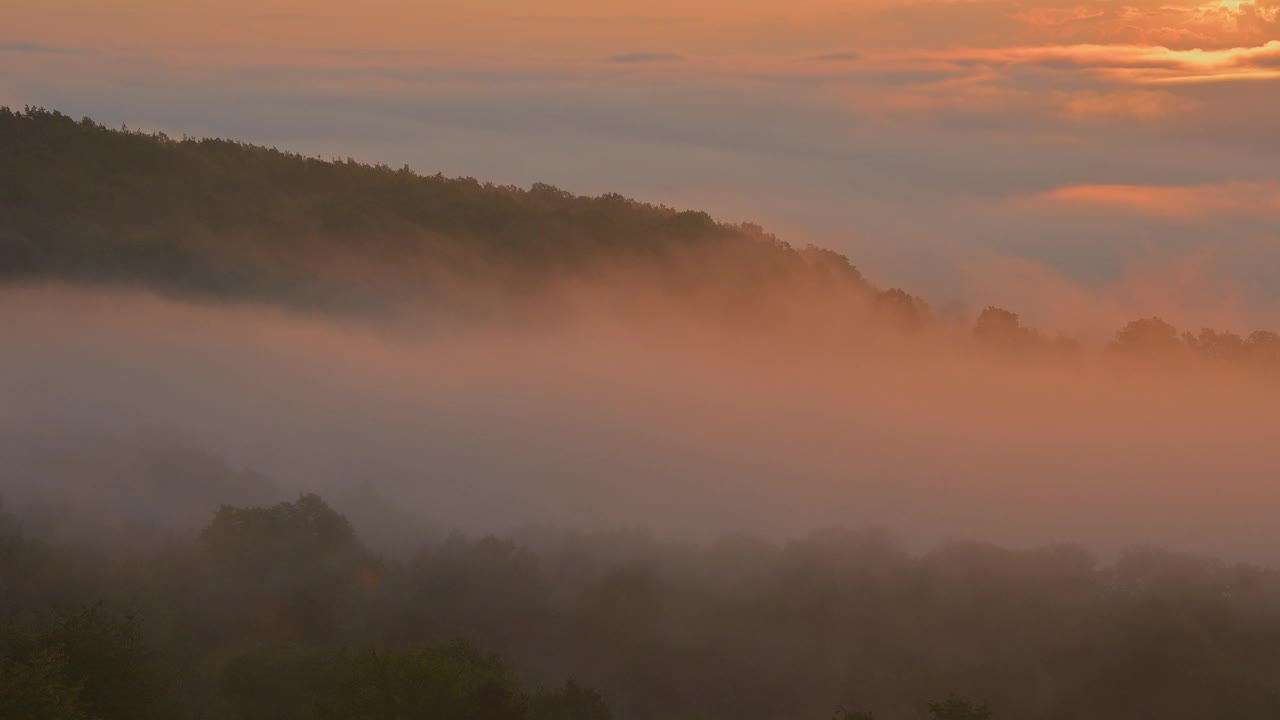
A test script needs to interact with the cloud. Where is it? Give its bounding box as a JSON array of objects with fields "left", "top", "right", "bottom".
[
  {"left": 0, "top": 41, "right": 93, "bottom": 56},
  {"left": 830, "top": 39, "right": 1280, "bottom": 129},
  {"left": 1034, "top": 181, "right": 1280, "bottom": 217},
  {"left": 1053, "top": 89, "right": 1196, "bottom": 121},
  {"left": 604, "top": 52, "right": 683, "bottom": 64},
  {"left": 924, "top": 40, "right": 1280, "bottom": 84},
  {"left": 812, "top": 52, "right": 862, "bottom": 62},
  {"left": 997, "top": 0, "right": 1280, "bottom": 49}
]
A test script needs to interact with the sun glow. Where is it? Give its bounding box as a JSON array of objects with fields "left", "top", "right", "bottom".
[{"left": 1200, "top": 0, "right": 1280, "bottom": 21}]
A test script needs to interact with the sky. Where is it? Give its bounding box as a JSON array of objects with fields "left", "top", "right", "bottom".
[{"left": 4, "top": 0, "right": 1280, "bottom": 332}]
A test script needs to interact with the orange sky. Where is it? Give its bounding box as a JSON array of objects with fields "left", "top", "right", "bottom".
[{"left": 7, "top": 0, "right": 1280, "bottom": 55}]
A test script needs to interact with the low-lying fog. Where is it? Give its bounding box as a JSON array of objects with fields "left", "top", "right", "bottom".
[{"left": 2, "top": 284, "right": 1277, "bottom": 563}]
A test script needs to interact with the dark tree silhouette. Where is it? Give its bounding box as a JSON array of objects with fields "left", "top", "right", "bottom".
[
  {"left": 928, "top": 695, "right": 993, "bottom": 720},
  {"left": 1112, "top": 317, "right": 1182, "bottom": 353}
]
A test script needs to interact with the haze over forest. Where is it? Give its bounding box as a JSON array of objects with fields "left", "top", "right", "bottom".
[{"left": 4, "top": 104, "right": 1280, "bottom": 720}]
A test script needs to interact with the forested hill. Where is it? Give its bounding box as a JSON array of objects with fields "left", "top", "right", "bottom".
[
  {"left": 0, "top": 107, "right": 872, "bottom": 313},
  {"left": 7, "top": 106, "right": 1279, "bottom": 364}
]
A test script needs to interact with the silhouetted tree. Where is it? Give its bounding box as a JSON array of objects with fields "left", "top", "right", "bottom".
[
  {"left": 0, "top": 106, "right": 871, "bottom": 323},
  {"left": 1247, "top": 330, "right": 1280, "bottom": 365},
  {"left": 928, "top": 695, "right": 993, "bottom": 720},
  {"left": 1, "top": 607, "right": 174, "bottom": 720},
  {"left": 873, "top": 288, "right": 931, "bottom": 331},
  {"left": 1112, "top": 317, "right": 1182, "bottom": 355},
  {"left": 0, "top": 647, "right": 92, "bottom": 720},
  {"left": 1189, "top": 328, "right": 1246, "bottom": 363},
  {"left": 973, "top": 306, "right": 1038, "bottom": 352},
  {"left": 315, "top": 642, "right": 526, "bottom": 720},
  {"left": 218, "top": 645, "right": 329, "bottom": 720},
  {"left": 529, "top": 679, "right": 613, "bottom": 720}
]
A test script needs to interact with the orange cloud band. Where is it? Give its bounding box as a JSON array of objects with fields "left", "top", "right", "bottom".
[{"left": 1038, "top": 182, "right": 1280, "bottom": 217}]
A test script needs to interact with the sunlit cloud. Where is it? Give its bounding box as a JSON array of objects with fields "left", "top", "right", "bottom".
[
  {"left": 829, "top": 38, "right": 1280, "bottom": 126},
  {"left": 1053, "top": 89, "right": 1196, "bottom": 121},
  {"left": 1035, "top": 181, "right": 1280, "bottom": 217},
  {"left": 921, "top": 40, "right": 1280, "bottom": 83},
  {"left": 1002, "top": 0, "right": 1280, "bottom": 48},
  {"left": 604, "top": 52, "right": 684, "bottom": 64}
]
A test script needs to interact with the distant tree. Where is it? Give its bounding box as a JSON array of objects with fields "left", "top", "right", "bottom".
[
  {"left": 1112, "top": 317, "right": 1182, "bottom": 355},
  {"left": 974, "top": 306, "right": 1020, "bottom": 334},
  {"left": 873, "top": 288, "right": 932, "bottom": 331},
  {"left": 50, "top": 608, "right": 174, "bottom": 720},
  {"left": 218, "top": 645, "right": 330, "bottom": 720},
  {"left": 0, "top": 497, "right": 20, "bottom": 563},
  {"left": 1247, "top": 330, "right": 1280, "bottom": 365},
  {"left": 201, "top": 494, "right": 364, "bottom": 575},
  {"left": 0, "top": 648, "right": 92, "bottom": 720},
  {"left": 973, "top": 306, "right": 1037, "bottom": 350},
  {"left": 1191, "top": 328, "right": 1246, "bottom": 363},
  {"left": 800, "top": 245, "right": 870, "bottom": 292},
  {"left": 1248, "top": 330, "right": 1280, "bottom": 349},
  {"left": 928, "top": 695, "right": 993, "bottom": 720},
  {"left": 529, "top": 679, "right": 613, "bottom": 720},
  {"left": 315, "top": 642, "right": 527, "bottom": 720},
  {"left": 197, "top": 494, "right": 381, "bottom": 646},
  {"left": 0, "top": 607, "right": 173, "bottom": 720}
]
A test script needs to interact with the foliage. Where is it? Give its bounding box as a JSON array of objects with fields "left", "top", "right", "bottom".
[
  {"left": 5, "top": 488, "right": 1280, "bottom": 719},
  {"left": 218, "top": 645, "right": 331, "bottom": 720},
  {"left": 202, "top": 494, "right": 364, "bottom": 576},
  {"left": 0, "top": 607, "right": 174, "bottom": 720},
  {"left": 1113, "top": 317, "right": 1182, "bottom": 354},
  {"left": 0, "top": 106, "right": 869, "bottom": 318},
  {"left": 529, "top": 679, "right": 614, "bottom": 720},
  {"left": 0, "top": 647, "right": 92, "bottom": 720},
  {"left": 833, "top": 708, "right": 879, "bottom": 720},
  {"left": 927, "top": 696, "right": 992, "bottom": 720},
  {"left": 316, "top": 642, "right": 528, "bottom": 720}
]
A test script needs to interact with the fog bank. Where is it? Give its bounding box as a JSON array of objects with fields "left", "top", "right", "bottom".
[{"left": 2, "top": 284, "right": 1277, "bottom": 563}]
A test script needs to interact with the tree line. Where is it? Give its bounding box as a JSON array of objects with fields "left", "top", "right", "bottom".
[{"left": 6, "top": 484, "right": 1280, "bottom": 719}]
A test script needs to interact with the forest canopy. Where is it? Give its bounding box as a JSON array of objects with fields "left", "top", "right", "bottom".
[
  {"left": 0, "top": 106, "right": 867, "bottom": 315},
  {"left": 6, "top": 489, "right": 1280, "bottom": 720}
]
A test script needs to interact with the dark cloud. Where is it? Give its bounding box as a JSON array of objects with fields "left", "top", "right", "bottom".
[
  {"left": 861, "top": 69, "right": 971, "bottom": 86},
  {"left": 813, "top": 52, "right": 862, "bottom": 62},
  {"left": 0, "top": 41, "right": 94, "bottom": 56},
  {"left": 605, "top": 52, "right": 683, "bottom": 64},
  {"left": 300, "top": 48, "right": 427, "bottom": 58}
]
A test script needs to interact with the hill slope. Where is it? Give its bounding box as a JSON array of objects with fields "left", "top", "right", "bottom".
[{"left": 0, "top": 107, "right": 873, "bottom": 316}]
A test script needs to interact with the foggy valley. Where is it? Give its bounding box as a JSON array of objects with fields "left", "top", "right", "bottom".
[{"left": 3, "top": 92, "right": 1280, "bottom": 720}]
